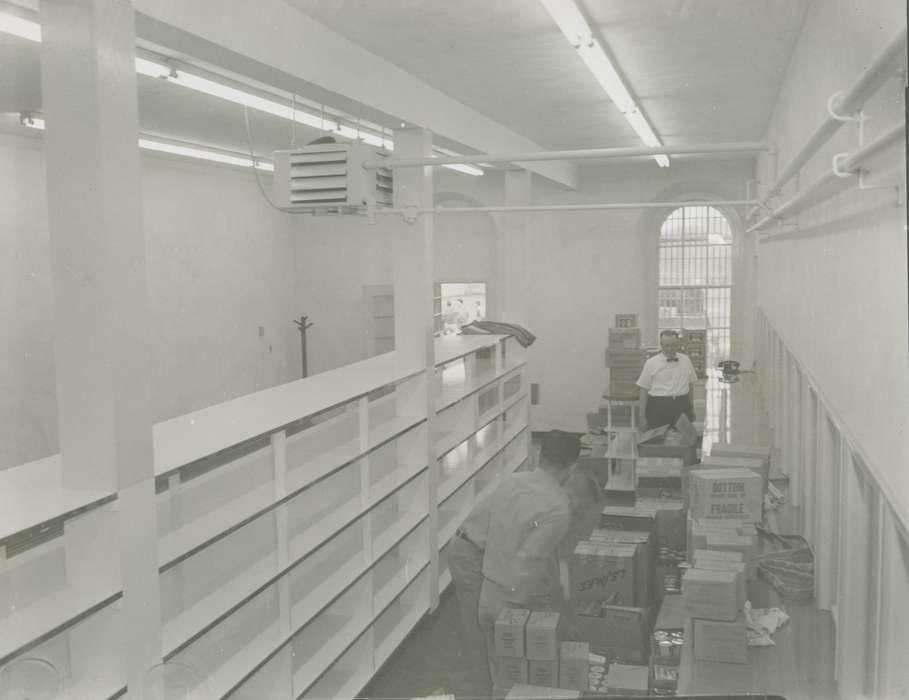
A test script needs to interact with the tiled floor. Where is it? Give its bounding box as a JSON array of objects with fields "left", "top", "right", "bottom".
[{"left": 360, "top": 370, "right": 838, "bottom": 700}]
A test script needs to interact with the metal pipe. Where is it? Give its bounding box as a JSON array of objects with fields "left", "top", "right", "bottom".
[
  {"left": 362, "top": 142, "right": 770, "bottom": 170},
  {"left": 748, "top": 123, "right": 905, "bottom": 233},
  {"left": 375, "top": 199, "right": 758, "bottom": 216},
  {"left": 750, "top": 29, "right": 906, "bottom": 214}
]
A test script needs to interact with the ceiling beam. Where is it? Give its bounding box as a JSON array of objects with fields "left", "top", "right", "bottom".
[{"left": 132, "top": 0, "right": 579, "bottom": 189}]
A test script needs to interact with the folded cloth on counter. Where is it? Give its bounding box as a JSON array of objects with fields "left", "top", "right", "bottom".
[
  {"left": 744, "top": 600, "right": 790, "bottom": 646},
  {"left": 460, "top": 321, "right": 536, "bottom": 347}
]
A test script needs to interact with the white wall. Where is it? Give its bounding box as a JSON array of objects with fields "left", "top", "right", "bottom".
[
  {"left": 293, "top": 159, "right": 752, "bottom": 432},
  {"left": 0, "top": 132, "right": 300, "bottom": 469},
  {"left": 293, "top": 173, "right": 504, "bottom": 376},
  {"left": 515, "top": 161, "right": 751, "bottom": 431},
  {"left": 755, "top": 1, "right": 908, "bottom": 517}
]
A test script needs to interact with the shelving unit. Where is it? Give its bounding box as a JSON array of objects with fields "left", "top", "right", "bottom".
[{"left": 0, "top": 335, "right": 528, "bottom": 698}]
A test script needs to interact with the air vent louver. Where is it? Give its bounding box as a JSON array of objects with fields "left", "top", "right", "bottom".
[{"left": 274, "top": 142, "right": 393, "bottom": 211}]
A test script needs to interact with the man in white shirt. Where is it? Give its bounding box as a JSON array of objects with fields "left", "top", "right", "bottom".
[{"left": 636, "top": 330, "right": 698, "bottom": 430}]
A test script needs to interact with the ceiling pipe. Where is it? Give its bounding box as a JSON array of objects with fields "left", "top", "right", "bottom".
[
  {"left": 748, "top": 123, "right": 905, "bottom": 233},
  {"left": 362, "top": 142, "right": 771, "bottom": 170},
  {"left": 375, "top": 200, "right": 759, "bottom": 217},
  {"left": 748, "top": 28, "right": 907, "bottom": 221}
]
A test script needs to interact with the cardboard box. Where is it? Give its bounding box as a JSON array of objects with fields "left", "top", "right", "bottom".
[
  {"left": 704, "top": 533, "right": 758, "bottom": 580},
  {"left": 636, "top": 497, "right": 685, "bottom": 551},
  {"left": 604, "top": 348, "right": 647, "bottom": 368},
  {"left": 605, "top": 663, "right": 650, "bottom": 696},
  {"left": 527, "top": 660, "right": 559, "bottom": 688},
  {"left": 682, "top": 568, "right": 740, "bottom": 621},
  {"left": 615, "top": 313, "right": 639, "bottom": 328},
  {"left": 525, "top": 611, "right": 560, "bottom": 661},
  {"left": 636, "top": 457, "right": 684, "bottom": 499},
  {"left": 608, "top": 327, "right": 641, "bottom": 349},
  {"left": 688, "top": 468, "right": 763, "bottom": 522},
  {"left": 495, "top": 608, "right": 530, "bottom": 657},
  {"left": 693, "top": 614, "right": 748, "bottom": 664},
  {"left": 571, "top": 542, "right": 637, "bottom": 605},
  {"left": 709, "top": 443, "right": 771, "bottom": 471},
  {"left": 600, "top": 505, "right": 657, "bottom": 533},
  {"left": 558, "top": 641, "right": 589, "bottom": 691},
  {"left": 701, "top": 455, "right": 769, "bottom": 494},
  {"left": 506, "top": 684, "right": 580, "bottom": 700},
  {"left": 576, "top": 605, "right": 650, "bottom": 658},
  {"left": 692, "top": 548, "right": 745, "bottom": 564},
  {"left": 588, "top": 530, "right": 651, "bottom": 605},
  {"left": 686, "top": 517, "right": 751, "bottom": 561},
  {"left": 494, "top": 657, "right": 529, "bottom": 687},
  {"left": 691, "top": 554, "right": 746, "bottom": 609}
]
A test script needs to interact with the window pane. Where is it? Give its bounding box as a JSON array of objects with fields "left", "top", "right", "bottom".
[
  {"left": 658, "top": 206, "right": 732, "bottom": 358},
  {"left": 658, "top": 289, "right": 681, "bottom": 328}
]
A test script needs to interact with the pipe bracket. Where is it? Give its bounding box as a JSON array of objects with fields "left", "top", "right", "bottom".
[{"left": 832, "top": 153, "right": 853, "bottom": 178}]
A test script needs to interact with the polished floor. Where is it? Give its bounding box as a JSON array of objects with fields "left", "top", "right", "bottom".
[{"left": 359, "top": 371, "right": 839, "bottom": 700}]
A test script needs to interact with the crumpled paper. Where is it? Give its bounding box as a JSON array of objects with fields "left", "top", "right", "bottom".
[{"left": 744, "top": 600, "right": 790, "bottom": 646}]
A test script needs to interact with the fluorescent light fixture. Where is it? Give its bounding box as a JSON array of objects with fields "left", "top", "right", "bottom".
[
  {"left": 0, "top": 11, "right": 41, "bottom": 41},
  {"left": 137, "top": 138, "right": 275, "bottom": 170},
  {"left": 166, "top": 70, "right": 338, "bottom": 132},
  {"left": 20, "top": 113, "right": 45, "bottom": 130},
  {"left": 135, "top": 57, "right": 171, "bottom": 79},
  {"left": 539, "top": 0, "right": 669, "bottom": 167},
  {"left": 432, "top": 148, "right": 485, "bottom": 176},
  {"left": 21, "top": 113, "right": 272, "bottom": 170},
  {"left": 1, "top": 10, "right": 416, "bottom": 159}
]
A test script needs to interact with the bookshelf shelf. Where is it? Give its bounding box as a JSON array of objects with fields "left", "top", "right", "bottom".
[{"left": 1, "top": 335, "right": 528, "bottom": 698}]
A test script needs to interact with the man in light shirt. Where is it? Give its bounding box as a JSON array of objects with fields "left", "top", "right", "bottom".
[
  {"left": 477, "top": 431, "right": 579, "bottom": 685},
  {"left": 637, "top": 329, "right": 698, "bottom": 430}
]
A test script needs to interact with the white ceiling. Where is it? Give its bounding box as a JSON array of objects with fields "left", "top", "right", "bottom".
[
  {"left": 0, "top": 0, "right": 810, "bottom": 165},
  {"left": 284, "top": 0, "right": 811, "bottom": 149}
]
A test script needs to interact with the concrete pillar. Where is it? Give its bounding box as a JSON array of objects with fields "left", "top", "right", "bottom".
[{"left": 39, "top": 0, "right": 161, "bottom": 694}]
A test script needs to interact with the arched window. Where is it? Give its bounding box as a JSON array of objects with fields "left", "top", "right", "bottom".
[{"left": 658, "top": 205, "right": 732, "bottom": 370}]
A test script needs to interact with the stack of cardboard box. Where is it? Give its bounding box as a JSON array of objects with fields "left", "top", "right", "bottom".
[
  {"left": 679, "top": 467, "right": 763, "bottom": 665},
  {"left": 681, "top": 329, "right": 707, "bottom": 378},
  {"left": 605, "top": 314, "right": 646, "bottom": 398},
  {"left": 493, "top": 610, "right": 591, "bottom": 695}
]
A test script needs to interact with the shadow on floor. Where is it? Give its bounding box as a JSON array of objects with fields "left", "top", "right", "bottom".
[{"left": 359, "top": 585, "right": 492, "bottom": 700}]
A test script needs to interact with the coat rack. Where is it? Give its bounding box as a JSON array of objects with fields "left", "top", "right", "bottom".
[{"left": 294, "top": 315, "right": 314, "bottom": 378}]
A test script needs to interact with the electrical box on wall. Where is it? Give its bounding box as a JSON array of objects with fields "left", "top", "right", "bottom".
[{"left": 273, "top": 142, "right": 393, "bottom": 212}]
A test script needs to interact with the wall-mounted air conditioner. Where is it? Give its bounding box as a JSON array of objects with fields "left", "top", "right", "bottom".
[{"left": 273, "top": 142, "right": 393, "bottom": 211}]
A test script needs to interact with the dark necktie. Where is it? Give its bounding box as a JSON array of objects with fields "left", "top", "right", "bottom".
[{"left": 667, "top": 358, "right": 678, "bottom": 363}]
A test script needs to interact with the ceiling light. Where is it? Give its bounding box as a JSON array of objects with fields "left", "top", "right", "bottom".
[
  {"left": 20, "top": 114, "right": 272, "bottom": 170},
  {"left": 432, "top": 149, "right": 484, "bottom": 176},
  {"left": 441, "top": 163, "right": 484, "bottom": 176},
  {"left": 539, "top": 0, "right": 669, "bottom": 167},
  {"left": 137, "top": 138, "right": 274, "bottom": 170},
  {"left": 2, "top": 11, "right": 411, "bottom": 160},
  {"left": 164, "top": 70, "right": 338, "bottom": 132},
  {"left": 135, "top": 57, "right": 171, "bottom": 79},
  {"left": 0, "top": 11, "right": 41, "bottom": 41}
]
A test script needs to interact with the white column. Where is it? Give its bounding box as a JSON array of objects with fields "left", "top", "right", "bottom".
[
  {"left": 40, "top": 0, "right": 161, "bottom": 695},
  {"left": 497, "top": 170, "right": 532, "bottom": 324},
  {"left": 390, "top": 128, "right": 439, "bottom": 607},
  {"left": 392, "top": 129, "right": 435, "bottom": 371}
]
